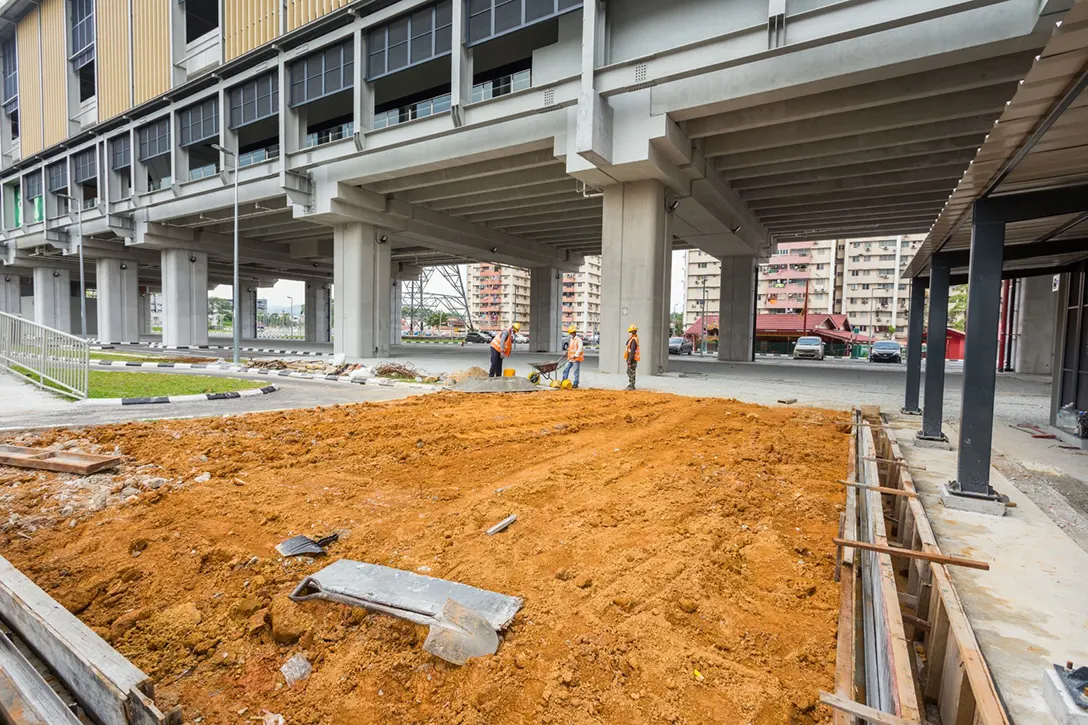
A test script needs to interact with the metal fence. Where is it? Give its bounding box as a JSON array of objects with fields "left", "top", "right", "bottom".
[{"left": 0, "top": 311, "right": 89, "bottom": 399}]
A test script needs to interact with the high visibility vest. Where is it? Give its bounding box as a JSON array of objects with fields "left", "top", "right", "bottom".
[
  {"left": 624, "top": 334, "right": 640, "bottom": 362},
  {"left": 567, "top": 335, "right": 584, "bottom": 362},
  {"left": 491, "top": 329, "right": 513, "bottom": 356}
]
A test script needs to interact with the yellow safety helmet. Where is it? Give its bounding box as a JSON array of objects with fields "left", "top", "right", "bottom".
[
  {"left": 628, "top": 324, "right": 638, "bottom": 333},
  {"left": 567, "top": 325, "right": 577, "bottom": 334},
  {"left": 512, "top": 322, "right": 521, "bottom": 332},
  {"left": 561, "top": 379, "right": 573, "bottom": 390}
]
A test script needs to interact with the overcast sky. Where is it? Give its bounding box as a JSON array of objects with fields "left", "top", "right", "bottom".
[{"left": 210, "top": 250, "right": 690, "bottom": 313}]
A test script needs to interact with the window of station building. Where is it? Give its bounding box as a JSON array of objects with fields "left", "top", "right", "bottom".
[
  {"left": 366, "top": 1, "right": 452, "bottom": 80},
  {"left": 137, "top": 118, "right": 172, "bottom": 191},
  {"left": 182, "top": 0, "right": 219, "bottom": 43},
  {"left": 72, "top": 147, "right": 98, "bottom": 206},
  {"left": 70, "top": 0, "right": 95, "bottom": 102},
  {"left": 23, "top": 171, "right": 43, "bottom": 223},
  {"left": 178, "top": 97, "right": 219, "bottom": 181},
  {"left": 467, "top": 0, "right": 581, "bottom": 45},
  {"left": 289, "top": 40, "right": 353, "bottom": 108},
  {"left": 110, "top": 134, "right": 132, "bottom": 199},
  {"left": 2, "top": 38, "right": 16, "bottom": 141},
  {"left": 47, "top": 160, "right": 69, "bottom": 217},
  {"left": 230, "top": 72, "right": 280, "bottom": 166}
]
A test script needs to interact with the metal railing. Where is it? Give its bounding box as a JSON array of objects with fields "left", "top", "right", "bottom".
[{"left": 0, "top": 311, "right": 89, "bottom": 399}]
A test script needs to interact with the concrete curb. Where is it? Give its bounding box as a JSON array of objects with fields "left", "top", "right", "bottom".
[
  {"left": 82, "top": 384, "right": 279, "bottom": 407},
  {"left": 146, "top": 343, "right": 333, "bottom": 356},
  {"left": 88, "top": 360, "right": 439, "bottom": 390}
]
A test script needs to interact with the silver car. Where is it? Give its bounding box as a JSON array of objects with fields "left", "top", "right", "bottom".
[{"left": 793, "top": 336, "right": 825, "bottom": 360}]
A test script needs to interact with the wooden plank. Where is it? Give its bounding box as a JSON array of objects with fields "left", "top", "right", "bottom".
[
  {"left": 0, "top": 445, "right": 120, "bottom": 475},
  {"left": 128, "top": 686, "right": 179, "bottom": 725},
  {"left": 833, "top": 552, "right": 857, "bottom": 725},
  {"left": 0, "top": 555, "right": 162, "bottom": 725},
  {"left": 837, "top": 481, "right": 919, "bottom": 498},
  {"left": 925, "top": 593, "right": 951, "bottom": 700},
  {"left": 0, "top": 633, "right": 81, "bottom": 725},
  {"left": 833, "top": 539, "right": 990, "bottom": 570},
  {"left": 940, "top": 639, "right": 978, "bottom": 725},
  {"left": 819, "top": 691, "right": 922, "bottom": 725}
]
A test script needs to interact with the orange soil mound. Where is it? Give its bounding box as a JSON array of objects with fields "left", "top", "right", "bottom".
[{"left": 1, "top": 391, "right": 847, "bottom": 724}]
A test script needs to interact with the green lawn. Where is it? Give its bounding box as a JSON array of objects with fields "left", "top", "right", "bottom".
[
  {"left": 90, "top": 351, "right": 182, "bottom": 363},
  {"left": 87, "top": 371, "right": 265, "bottom": 399}
]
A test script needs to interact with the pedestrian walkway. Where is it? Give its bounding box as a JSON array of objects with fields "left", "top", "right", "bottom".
[{"left": 0, "top": 370, "right": 71, "bottom": 416}]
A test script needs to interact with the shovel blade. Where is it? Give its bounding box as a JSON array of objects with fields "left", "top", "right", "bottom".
[{"left": 423, "top": 598, "right": 500, "bottom": 666}]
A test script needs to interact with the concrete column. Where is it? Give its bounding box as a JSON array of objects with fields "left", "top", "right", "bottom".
[
  {"left": 161, "top": 249, "right": 209, "bottom": 347},
  {"left": 919, "top": 256, "right": 950, "bottom": 442},
  {"left": 333, "top": 223, "right": 390, "bottom": 360},
  {"left": 304, "top": 281, "right": 331, "bottom": 343},
  {"left": 530, "top": 267, "right": 562, "bottom": 353},
  {"left": 240, "top": 285, "right": 258, "bottom": 339},
  {"left": 716, "top": 256, "right": 756, "bottom": 362},
  {"left": 390, "top": 280, "right": 402, "bottom": 346},
  {"left": 0, "top": 273, "right": 21, "bottom": 315},
  {"left": 137, "top": 288, "right": 152, "bottom": 335},
  {"left": 32, "top": 267, "right": 71, "bottom": 332},
  {"left": 902, "top": 277, "right": 927, "bottom": 414},
  {"left": 95, "top": 259, "right": 140, "bottom": 343},
  {"left": 449, "top": 0, "right": 474, "bottom": 123},
  {"left": 600, "top": 179, "right": 670, "bottom": 375},
  {"left": 1014, "top": 275, "right": 1057, "bottom": 375}
]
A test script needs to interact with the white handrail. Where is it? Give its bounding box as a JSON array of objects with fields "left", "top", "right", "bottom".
[{"left": 0, "top": 312, "right": 89, "bottom": 399}]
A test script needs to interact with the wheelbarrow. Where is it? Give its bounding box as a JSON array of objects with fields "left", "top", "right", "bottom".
[{"left": 528, "top": 356, "right": 566, "bottom": 384}]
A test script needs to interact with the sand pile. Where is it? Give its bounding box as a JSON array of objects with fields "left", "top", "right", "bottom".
[{"left": 1, "top": 392, "right": 846, "bottom": 724}]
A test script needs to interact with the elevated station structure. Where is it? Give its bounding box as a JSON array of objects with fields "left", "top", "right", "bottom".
[{"left": 0, "top": 0, "right": 1074, "bottom": 373}]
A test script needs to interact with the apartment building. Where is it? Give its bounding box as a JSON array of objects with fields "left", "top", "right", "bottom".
[
  {"left": 684, "top": 235, "right": 924, "bottom": 340},
  {"left": 470, "top": 256, "right": 601, "bottom": 334},
  {"left": 562, "top": 255, "right": 601, "bottom": 334}
]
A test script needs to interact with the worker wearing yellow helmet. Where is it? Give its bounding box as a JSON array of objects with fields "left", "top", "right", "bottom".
[
  {"left": 488, "top": 321, "right": 521, "bottom": 377},
  {"left": 561, "top": 324, "right": 584, "bottom": 389},
  {"left": 623, "top": 324, "right": 640, "bottom": 390}
]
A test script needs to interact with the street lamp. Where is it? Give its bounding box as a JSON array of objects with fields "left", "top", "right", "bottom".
[
  {"left": 210, "top": 143, "right": 240, "bottom": 364},
  {"left": 699, "top": 275, "right": 707, "bottom": 356},
  {"left": 55, "top": 193, "right": 85, "bottom": 338},
  {"left": 287, "top": 296, "right": 294, "bottom": 339}
]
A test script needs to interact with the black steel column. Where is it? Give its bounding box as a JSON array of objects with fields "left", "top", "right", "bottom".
[
  {"left": 902, "top": 277, "right": 927, "bottom": 414},
  {"left": 955, "top": 202, "right": 1006, "bottom": 496},
  {"left": 919, "top": 255, "right": 950, "bottom": 441}
]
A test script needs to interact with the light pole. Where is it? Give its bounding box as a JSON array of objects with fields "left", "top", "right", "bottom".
[
  {"left": 287, "top": 296, "right": 294, "bottom": 339},
  {"left": 56, "top": 193, "right": 85, "bottom": 337},
  {"left": 210, "top": 144, "right": 240, "bottom": 364}
]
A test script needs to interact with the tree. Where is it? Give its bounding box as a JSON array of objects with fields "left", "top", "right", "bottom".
[
  {"left": 426, "top": 310, "right": 450, "bottom": 328},
  {"left": 670, "top": 311, "right": 684, "bottom": 335},
  {"left": 948, "top": 285, "right": 968, "bottom": 331}
]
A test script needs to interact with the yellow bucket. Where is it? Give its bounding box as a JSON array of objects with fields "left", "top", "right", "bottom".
[{"left": 503, "top": 368, "right": 516, "bottom": 377}]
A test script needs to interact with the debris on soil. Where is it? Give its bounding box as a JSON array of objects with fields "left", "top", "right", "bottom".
[
  {"left": 778, "top": 398, "right": 798, "bottom": 405},
  {"left": 243, "top": 358, "right": 360, "bottom": 376},
  {"left": 485, "top": 514, "right": 517, "bottom": 536},
  {"left": 374, "top": 361, "right": 421, "bottom": 380},
  {"left": 446, "top": 366, "right": 488, "bottom": 385},
  {"left": 274, "top": 533, "right": 338, "bottom": 558},
  {"left": 1, "top": 392, "right": 846, "bottom": 724},
  {"left": 280, "top": 653, "right": 312, "bottom": 687}
]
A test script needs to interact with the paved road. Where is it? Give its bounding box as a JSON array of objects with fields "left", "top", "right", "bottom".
[{"left": 0, "top": 368, "right": 423, "bottom": 431}]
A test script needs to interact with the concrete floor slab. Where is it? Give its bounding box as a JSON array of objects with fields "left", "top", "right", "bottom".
[{"left": 895, "top": 424, "right": 1088, "bottom": 725}]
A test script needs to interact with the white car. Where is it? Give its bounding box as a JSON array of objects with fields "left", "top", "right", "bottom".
[{"left": 792, "top": 336, "right": 826, "bottom": 360}]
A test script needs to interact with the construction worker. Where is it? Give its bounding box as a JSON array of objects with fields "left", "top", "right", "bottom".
[
  {"left": 624, "top": 324, "right": 640, "bottom": 390},
  {"left": 562, "top": 325, "right": 583, "bottom": 388},
  {"left": 489, "top": 322, "right": 520, "bottom": 377}
]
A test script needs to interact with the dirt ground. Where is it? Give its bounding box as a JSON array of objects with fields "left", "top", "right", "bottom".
[{"left": 0, "top": 390, "right": 848, "bottom": 724}]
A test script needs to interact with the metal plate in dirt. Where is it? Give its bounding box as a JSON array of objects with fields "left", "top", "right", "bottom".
[{"left": 302, "top": 560, "right": 522, "bottom": 631}]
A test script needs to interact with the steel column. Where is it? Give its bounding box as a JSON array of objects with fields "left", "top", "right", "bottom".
[
  {"left": 955, "top": 203, "right": 1006, "bottom": 496},
  {"left": 902, "top": 276, "right": 927, "bottom": 414},
  {"left": 919, "top": 255, "right": 950, "bottom": 441}
]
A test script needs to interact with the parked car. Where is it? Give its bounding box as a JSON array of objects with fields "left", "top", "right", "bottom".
[
  {"left": 515, "top": 334, "right": 529, "bottom": 344},
  {"left": 669, "top": 336, "right": 694, "bottom": 355},
  {"left": 870, "top": 340, "right": 903, "bottom": 363},
  {"left": 792, "top": 336, "right": 826, "bottom": 360},
  {"left": 464, "top": 330, "right": 494, "bottom": 344}
]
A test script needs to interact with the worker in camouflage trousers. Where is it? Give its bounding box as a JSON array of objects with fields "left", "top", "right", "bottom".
[{"left": 624, "top": 324, "right": 639, "bottom": 390}]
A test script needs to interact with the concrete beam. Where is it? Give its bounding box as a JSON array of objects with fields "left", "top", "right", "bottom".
[
  {"left": 738, "top": 164, "right": 967, "bottom": 201},
  {"left": 730, "top": 150, "right": 978, "bottom": 190},
  {"left": 767, "top": 212, "right": 938, "bottom": 234},
  {"left": 721, "top": 134, "right": 988, "bottom": 178},
  {"left": 367, "top": 150, "right": 561, "bottom": 194},
  {"left": 425, "top": 180, "right": 579, "bottom": 212},
  {"left": 393, "top": 166, "right": 571, "bottom": 204},
  {"left": 460, "top": 199, "right": 603, "bottom": 224},
  {"left": 685, "top": 52, "right": 1034, "bottom": 138},
  {"left": 496, "top": 214, "right": 603, "bottom": 234},
  {"left": 748, "top": 180, "right": 957, "bottom": 211},
  {"left": 702, "top": 84, "right": 1017, "bottom": 156},
  {"left": 753, "top": 192, "right": 953, "bottom": 218},
  {"left": 774, "top": 223, "right": 932, "bottom": 240},
  {"left": 762, "top": 204, "right": 945, "bottom": 226}
]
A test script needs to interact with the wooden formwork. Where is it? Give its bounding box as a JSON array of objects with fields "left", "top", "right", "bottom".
[{"left": 830, "top": 412, "right": 1009, "bottom": 725}]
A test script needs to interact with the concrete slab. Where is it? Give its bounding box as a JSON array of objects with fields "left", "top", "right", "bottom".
[
  {"left": 1044, "top": 667, "right": 1088, "bottom": 725},
  {"left": 894, "top": 424, "right": 1088, "bottom": 725},
  {"left": 940, "top": 483, "right": 1007, "bottom": 517},
  {"left": 915, "top": 434, "right": 952, "bottom": 450}
]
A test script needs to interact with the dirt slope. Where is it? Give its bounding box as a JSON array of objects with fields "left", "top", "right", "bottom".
[{"left": 1, "top": 391, "right": 847, "bottom": 724}]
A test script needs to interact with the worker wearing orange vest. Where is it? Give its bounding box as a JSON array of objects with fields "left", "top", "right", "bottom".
[
  {"left": 624, "top": 324, "right": 640, "bottom": 390},
  {"left": 488, "top": 322, "right": 520, "bottom": 377},
  {"left": 561, "top": 325, "right": 584, "bottom": 389}
]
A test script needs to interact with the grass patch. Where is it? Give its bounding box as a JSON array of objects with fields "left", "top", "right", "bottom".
[
  {"left": 91, "top": 351, "right": 175, "bottom": 362},
  {"left": 87, "top": 371, "right": 265, "bottom": 399}
]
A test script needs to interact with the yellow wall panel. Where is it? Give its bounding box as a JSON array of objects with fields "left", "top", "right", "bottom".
[
  {"left": 133, "top": 0, "right": 171, "bottom": 105},
  {"left": 286, "top": 0, "right": 350, "bottom": 33},
  {"left": 225, "top": 0, "right": 280, "bottom": 62},
  {"left": 16, "top": 8, "right": 42, "bottom": 156},
  {"left": 97, "top": 0, "right": 132, "bottom": 120},
  {"left": 40, "top": 0, "right": 68, "bottom": 148}
]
